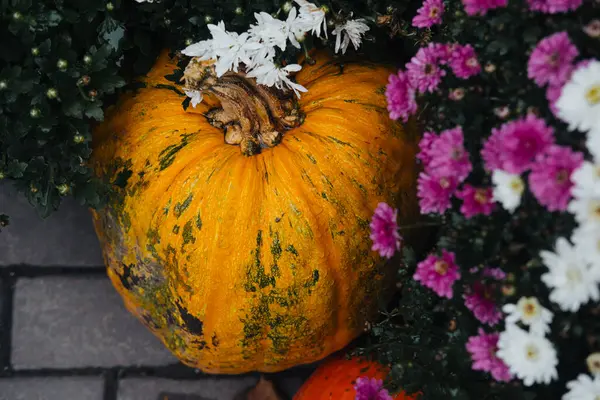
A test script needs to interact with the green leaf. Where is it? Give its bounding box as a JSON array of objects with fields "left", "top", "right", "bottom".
[{"left": 85, "top": 104, "right": 104, "bottom": 121}]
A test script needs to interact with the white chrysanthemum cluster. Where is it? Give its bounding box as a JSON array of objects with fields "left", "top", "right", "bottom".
[
  {"left": 493, "top": 61, "right": 600, "bottom": 397},
  {"left": 180, "top": 0, "right": 369, "bottom": 107},
  {"left": 497, "top": 297, "right": 558, "bottom": 386}
]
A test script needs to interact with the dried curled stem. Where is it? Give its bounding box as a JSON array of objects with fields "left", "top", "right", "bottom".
[{"left": 183, "top": 58, "right": 304, "bottom": 156}]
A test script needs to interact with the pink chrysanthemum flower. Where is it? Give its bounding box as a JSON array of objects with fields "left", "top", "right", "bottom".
[
  {"left": 527, "top": 32, "right": 578, "bottom": 87},
  {"left": 417, "top": 173, "right": 457, "bottom": 214},
  {"left": 529, "top": 145, "right": 584, "bottom": 211},
  {"left": 414, "top": 250, "right": 461, "bottom": 298},
  {"left": 456, "top": 185, "right": 495, "bottom": 218},
  {"left": 417, "top": 131, "right": 437, "bottom": 167},
  {"left": 481, "top": 131, "right": 503, "bottom": 172},
  {"left": 386, "top": 70, "right": 417, "bottom": 123},
  {"left": 482, "top": 267, "right": 506, "bottom": 280},
  {"left": 427, "top": 126, "right": 472, "bottom": 181},
  {"left": 462, "top": 0, "right": 507, "bottom": 16},
  {"left": 354, "top": 377, "right": 393, "bottom": 400},
  {"left": 546, "top": 84, "right": 563, "bottom": 116},
  {"left": 464, "top": 283, "right": 503, "bottom": 326},
  {"left": 466, "top": 328, "right": 512, "bottom": 382},
  {"left": 412, "top": 0, "right": 444, "bottom": 27},
  {"left": 449, "top": 44, "right": 481, "bottom": 79},
  {"left": 488, "top": 114, "right": 555, "bottom": 174},
  {"left": 370, "top": 202, "right": 402, "bottom": 259},
  {"left": 406, "top": 46, "right": 447, "bottom": 93},
  {"left": 527, "top": 0, "right": 582, "bottom": 13}
]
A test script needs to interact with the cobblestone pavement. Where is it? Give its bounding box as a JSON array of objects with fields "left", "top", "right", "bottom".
[{"left": 0, "top": 186, "right": 313, "bottom": 400}]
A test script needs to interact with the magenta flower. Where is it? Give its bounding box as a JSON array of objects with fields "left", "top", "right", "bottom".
[
  {"left": 449, "top": 44, "right": 481, "bottom": 79},
  {"left": 546, "top": 83, "right": 563, "bottom": 116},
  {"left": 464, "top": 283, "right": 502, "bottom": 326},
  {"left": 466, "top": 329, "right": 512, "bottom": 382},
  {"left": 427, "top": 126, "right": 472, "bottom": 181},
  {"left": 417, "top": 131, "right": 437, "bottom": 167},
  {"left": 528, "top": 32, "right": 578, "bottom": 87},
  {"left": 412, "top": 0, "right": 444, "bottom": 28},
  {"left": 456, "top": 185, "right": 495, "bottom": 218},
  {"left": 406, "top": 46, "right": 447, "bottom": 93},
  {"left": 462, "top": 0, "right": 507, "bottom": 16},
  {"left": 485, "top": 115, "right": 555, "bottom": 174},
  {"left": 527, "top": 0, "right": 582, "bottom": 13},
  {"left": 481, "top": 130, "right": 504, "bottom": 172},
  {"left": 414, "top": 250, "right": 461, "bottom": 298},
  {"left": 370, "top": 202, "right": 402, "bottom": 259},
  {"left": 386, "top": 70, "right": 417, "bottom": 122},
  {"left": 417, "top": 173, "right": 457, "bottom": 214},
  {"left": 482, "top": 267, "right": 506, "bottom": 280},
  {"left": 529, "top": 145, "right": 584, "bottom": 211},
  {"left": 354, "top": 377, "right": 393, "bottom": 400}
]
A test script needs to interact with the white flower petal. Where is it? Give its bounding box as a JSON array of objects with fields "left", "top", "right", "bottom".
[
  {"left": 556, "top": 61, "right": 600, "bottom": 134},
  {"left": 540, "top": 237, "right": 600, "bottom": 312}
]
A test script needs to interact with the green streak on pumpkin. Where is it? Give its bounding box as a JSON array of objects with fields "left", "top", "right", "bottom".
[
  {"left": 327, "top": 136, "right": 351, "bottom": 147},
  {"left": 163, "top": 198, "right": 172, "bottom": 216},
  {"left": 375, "top": 86, "right": 386, "bottom": 95},
  {"left": 195, "top": 213, "right": 203, "bottom": 230},
  {"left": 240, "top": 230, "right": 319, "bottom": 358},
  {"left": 121, "top": 211, "right": 132, "bottom": 233},
  {"left": 182, "top": 220, "right": 196, "bottom": 248},
  {"left": 356, "top": 216, "right": 370, "bottom": 230},
  {"left": 285, "top": 244, "right": 298, "bottom": 256},
  {"left": 172, "top": 225, "right": 180, "bottom": 234},
  {"left": 173, "top": 193, "right": 193, "bottom": 218},
  {"left": 158, "top": 133, "right": 193, "bottom": 171},
  {"left": 154, "top": 83, "right": 185, "bottom": 96},
  {"left": 306, "top": 154, "right": 317, "bottom": 164}
]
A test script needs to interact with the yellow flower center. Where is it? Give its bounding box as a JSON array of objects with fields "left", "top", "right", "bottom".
[
  {"left": 525, "top": 344, "right": 539, "bottom": 361},
  {"left": 590, "top": 200, "right": 600, "bottom": 220},
  {"left": 566, "top": 266, "right": 582, "bottom": 283},
  {"left": 429, "top": 6, "right": 440, "bottom": 17},
  {"left": 474, "top": 189, "right": 488, "bottom": 204},
  {"left": 434, "top": 260, "right": 449, "bottom": 275},
  {"left": 510, "top": 177, "right": 524, "bottom": 194},
  {"left": 586, "top": 84, "right": 600, "bottom": 106},
  {"left": 556, "top": 169, "right": 569, "bottom": 184}
]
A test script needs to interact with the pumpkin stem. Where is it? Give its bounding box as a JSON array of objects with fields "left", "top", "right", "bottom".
[{"left": 183, "top": 57, "right": 304, "bottom": 156}]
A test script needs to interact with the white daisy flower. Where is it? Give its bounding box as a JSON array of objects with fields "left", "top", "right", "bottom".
[
  {"left": 294, "top": 0, "right": 327, "bottom": 38},
  {"left": 587, "top": 353, "right": 600, "bottom": 376},
  {"left": 497, "top": 324, "right": 558, "bottom": 387},
  {"left": 492, "top": 170, "right": 524, "bottom": 213},
  {"left": 568, "top": 195, "right": 600, "bottom": 230},
  {"left": 181, "top": 39, "right": 215, "bottom": 61},
  {"left": 556, "top": 60, "right": 600, "bottom": 134},
  {"left": 572, "top": 225, "right": 600, "bottom": 276},
  {"left": 540, "top": 237, "right": 600, "bottom": 312},
  {"left": 249, "top": 9, "right": 301, "bottom": 51},
  {"left": 246, "top": 60, "right": 307, "bottom": 96},
  {"left": 563, "top": 374, "right": 600, "bottom": 400},
  {"left": 184, "top": 89, "right": 203, "bottom": 108},
  {"left": 209, "top": 21, "right": 263, "bottom": 77},
  {"left": 332, "top": 18, "right": 370, "bottom": 54},
  {"left": 571, "top": 161, "right": 600, "bottom": 199},
  {"left": 587, "top": 130, "right": 600, "bottom": 163},
  {"left": 503, "top": 297, "right": 553, "bottom": 336}
]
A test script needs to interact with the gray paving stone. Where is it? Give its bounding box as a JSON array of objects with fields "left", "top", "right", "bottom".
[
  {"left": 11, "top": 276, "right": 178, "bottom": 369},
  {"left": 117, "top": 376, "right": 258, "bottom": 400},
  {"left": 0, "top": 184, "right": 104, "bottom": 266},
  {"left": 0, "top": 376, "right": 104, "bottom": 400}
]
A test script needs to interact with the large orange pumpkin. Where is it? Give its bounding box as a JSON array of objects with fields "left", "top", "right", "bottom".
[
  {"left": 91, "top": 50, "right": 420, "bottom": 374},
  {"left": 294, "top": 354, "right": 416, "bottom": 400}
]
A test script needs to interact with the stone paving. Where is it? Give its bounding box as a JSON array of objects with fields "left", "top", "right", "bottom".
[{"left": 0, "top": 185, "right": 312, "bottom": 400}]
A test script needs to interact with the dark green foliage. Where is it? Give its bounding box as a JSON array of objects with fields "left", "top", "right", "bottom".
[{"left": 353, "top": 1, "right": 600, "bottom": 399}]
